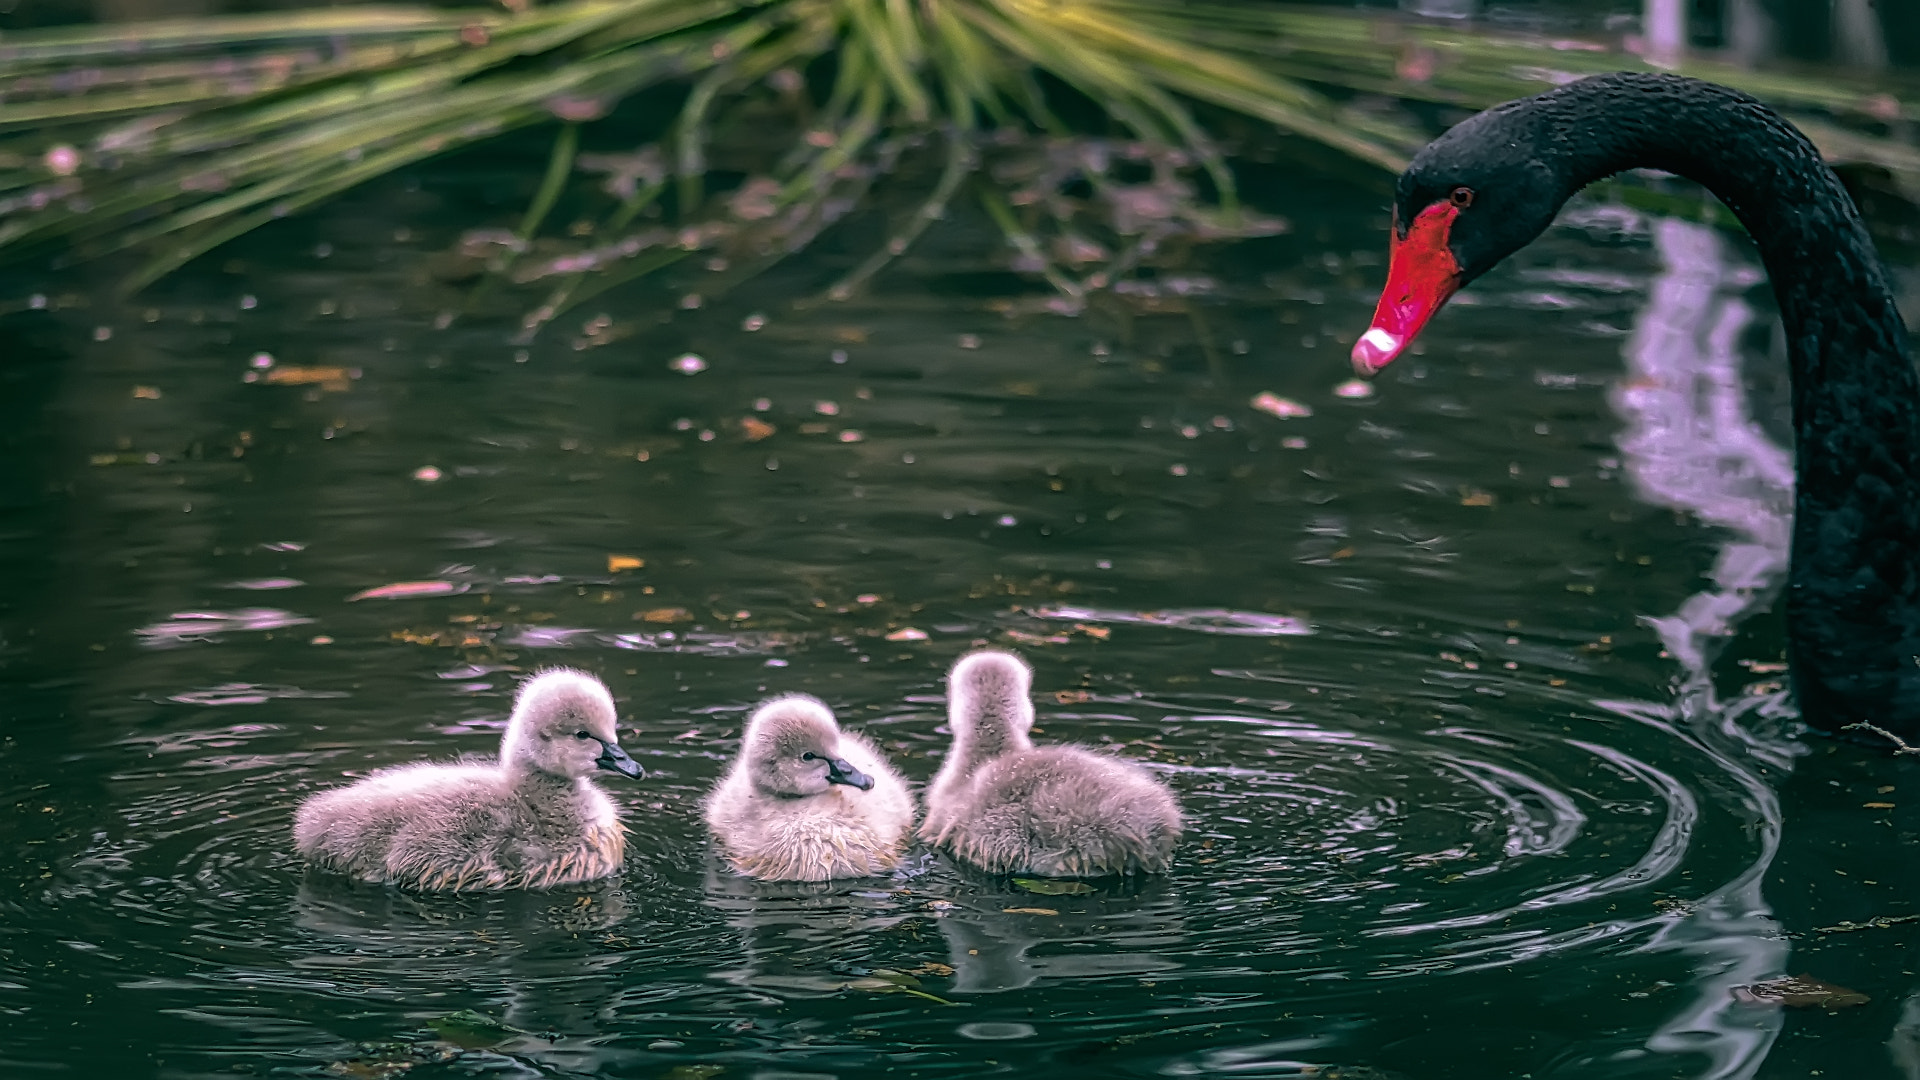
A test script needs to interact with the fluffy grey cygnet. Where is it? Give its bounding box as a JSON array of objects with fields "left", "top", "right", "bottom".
[
  {"left": 293, "top": 668, "right": 644, "bottom": 891},
  {"left": 704, "top": 695, "right": 915, "bottom": 881},
  {"left": 921, "top": 650, "right": 1182, "bottom": 877}
]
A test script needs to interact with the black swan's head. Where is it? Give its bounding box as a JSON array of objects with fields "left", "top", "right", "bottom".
[{"left": 1352, "top": 100, "right": 1571, "bottom": 374}]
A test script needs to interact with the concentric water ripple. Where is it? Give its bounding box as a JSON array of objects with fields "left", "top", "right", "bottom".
[
  {"left": 3, "top": 147, "right": 1873, "bottom": 1078},
  {"left": 0, "top": 559, "right": 1791, "bottom": 1076}
]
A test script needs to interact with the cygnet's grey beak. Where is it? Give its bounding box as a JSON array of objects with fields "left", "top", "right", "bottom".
[
  {"left": 594, "top": 739, "right": 643, "bottom": 779},
  {"left": 825, "top": 757, "right": 874, "bottom": 791}
]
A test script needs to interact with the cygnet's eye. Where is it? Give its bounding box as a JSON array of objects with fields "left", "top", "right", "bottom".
[
  {"left": 574, "top": 730, "right": 592, "bottom": 740},
  {"left": 801, "top": 752, "right": 818, "bottom": 761}
]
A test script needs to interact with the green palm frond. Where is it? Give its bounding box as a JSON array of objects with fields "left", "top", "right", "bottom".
[{"left": 0, "top": 0, "right": 1912, "bottom": 311}]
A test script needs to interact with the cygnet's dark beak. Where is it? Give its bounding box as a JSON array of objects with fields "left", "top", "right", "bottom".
[
  {"left": 593, "top": 739, "right": 643, "bottom": 779},
  {"left": 825, "top": 757, "right": 874, "bottom": 791}
]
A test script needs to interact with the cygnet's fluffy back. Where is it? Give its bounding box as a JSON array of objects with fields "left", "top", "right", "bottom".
[
  {"left": 293, "top": 668, "right": 644, "bottom": 891},
  {"left": 921, "top": 650, "right": 1181, "bottom": 877},
  {"left": 704, "top": 694, "right": 915, "bottom": 881}
]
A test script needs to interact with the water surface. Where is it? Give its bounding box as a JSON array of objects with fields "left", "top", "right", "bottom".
[{"left": 1, "top": 98, "right": 1918, "bottom": 1080}]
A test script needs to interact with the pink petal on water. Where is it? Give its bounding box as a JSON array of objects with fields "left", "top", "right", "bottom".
[
  {"left": 1250, "top": 392, "right": 1312, "bottom": 419},
  {"left": 347, "top": 580, "right": 468, "bottom": 602},
  {"left": 44, "top": 145, "right": 80, "bottom": 176},
  {"left": 222, "top": 578, "right": 304, "bottom": 590}
]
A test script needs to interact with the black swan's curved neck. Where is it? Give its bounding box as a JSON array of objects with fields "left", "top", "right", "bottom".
[
  {"left": 1539, "top": 76, "right": 1920, "bottom": 731},
  {"left": 1543, "top": 77, "right": 1916, "bottom": 444}
]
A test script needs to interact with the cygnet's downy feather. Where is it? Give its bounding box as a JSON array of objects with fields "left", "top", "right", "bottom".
[
  {"left": 293, "top": 668, "right": 644, "bottom": 891},
  {"left": 704, "top": 695, "right": 915, "bottom": 881},
  {"left": 921, "top": 650, "right": 1181, "bottom": 877}
]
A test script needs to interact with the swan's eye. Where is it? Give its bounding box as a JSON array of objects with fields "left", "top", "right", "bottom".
[
  {"left": 1448, "top": 186, "right": 1475, "bottom": 208},
  {"left": 574, "top": 730, "right": 592, "bottom": 740},
  {"left": 801, "top": 752, "right": 818, "bottom": 761}
]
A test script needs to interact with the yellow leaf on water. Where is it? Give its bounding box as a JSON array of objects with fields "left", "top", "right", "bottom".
[
  {"left": 132, "top": 385, "right": 161, "bottom": 399},
  {"left": 1732, "top": 975, "right": 1869, "bottom": 1009},
  {"left": 1460, "top": 490, "right": 1495, "bottom": 507},
  {"left": 263, "top": 365, "right": 352, "bottom": 392},
  {"left": 638, "top": 607, "right": 691, "bottom": 623},
  {"left": 1013, "top": 878, "right": 1094, "bottom": 895},
  {"left": 1002, "top": 907, "right": 1060, "bottom": 916},
  {"left": 1004, "top": 629, "right": 1070, "bottom": 646},
  {"left": 739, "top": 417, "right": 776, "bottom": 441},
  {"left": 607, "top": 555, "right": 644, "bottom": 572}
]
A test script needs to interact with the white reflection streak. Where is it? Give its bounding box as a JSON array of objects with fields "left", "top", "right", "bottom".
[
  {"left": 1609, "top": 218, "right": 1795, "bottom": 1079},
  {"left": 1614, "top": 224, "right": 1794, "bottom": 691},
  {"left": 1438, "top": 757, "right": 1587, "bottom": 857}
]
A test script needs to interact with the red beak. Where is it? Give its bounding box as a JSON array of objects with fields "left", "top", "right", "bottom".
[{"left": 1351, "top": 202, "right": 1464, "bottom": 375}]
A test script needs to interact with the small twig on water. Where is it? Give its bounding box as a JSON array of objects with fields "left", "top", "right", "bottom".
[
  {"left": 1842, "top": 721, "right": 1920, "bottom": 755},
  {"left": 1814, "top": 913, "right": 1920, "bottom": 934}
]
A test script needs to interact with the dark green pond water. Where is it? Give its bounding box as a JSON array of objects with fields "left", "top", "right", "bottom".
[{"left": 5, "top": 73, "right": 1920, "bottom": 1080}]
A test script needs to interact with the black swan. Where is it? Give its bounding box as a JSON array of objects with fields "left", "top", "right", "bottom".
[{"left": 1350, "top": 72, "right": 1920, "bottom": 740}]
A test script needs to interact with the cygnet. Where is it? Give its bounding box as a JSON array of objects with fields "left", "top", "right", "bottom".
[
  {"left": 704, "top": 694, "right": 915, "bottom": 881},
  {"left": 293, "top": 668, "right": 644, "bottom": 891},
  {"left": 921, "top": 649, "right": 1182, "bottom": 877}
]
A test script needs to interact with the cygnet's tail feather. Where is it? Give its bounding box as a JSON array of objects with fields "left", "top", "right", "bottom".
[
  {"left": 932, "top": 746, "right": 1183, "bottom": 877},
  {"left": 1026, "top": 818, "right": 1179, "bottom": 877},
  {"left": 404, "top": 857, "right": 499, "bottom": 892}
]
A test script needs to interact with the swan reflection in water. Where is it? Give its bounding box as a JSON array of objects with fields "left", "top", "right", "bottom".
[
  {"left": 1612, "top": 219, "right": 1920, "bottom": 1080},
  {"left": 702, "top": 858, "right": 1185, "bottom": 997},
  {"left": 930, "top": 876, "right": 1185, "bottom": 994},
  {"left": 701, "top": 863, "right": 922, "bottom": 998},
  {"left": 1600, "top": 215, "right": 1799, "bottom": 1078},
  {"left": 289, "top": 876, "right": 638, "bottom": 1048}
]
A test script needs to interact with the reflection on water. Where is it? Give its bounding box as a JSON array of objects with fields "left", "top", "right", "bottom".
[
  {"left": 0, "top": 157, "right": 1910, "bottom": 1076},
  {"left": 1603, "top": 216, "right": 1798, "bottom": 1079},
  {"left": 1614, "top": 220, "right": 1794, "bottom": 702}
]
